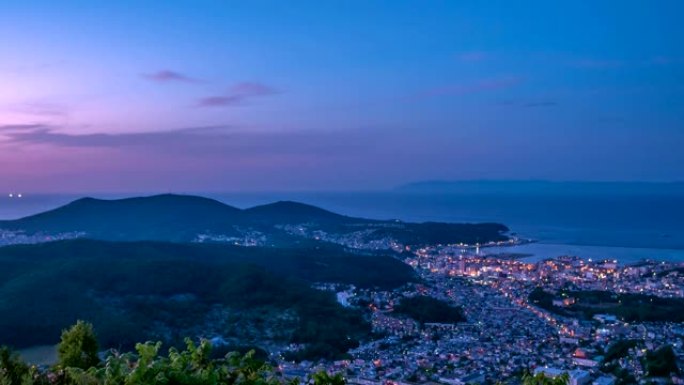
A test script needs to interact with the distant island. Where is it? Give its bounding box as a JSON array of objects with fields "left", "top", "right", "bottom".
[{"left": 397, "top": 180, "right": 684, "bottom": 195}]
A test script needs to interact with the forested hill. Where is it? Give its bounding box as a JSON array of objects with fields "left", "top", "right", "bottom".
[
  {"left": 0, "top": 194, "right": 509, "bottom": 246},
  {"left": 0, "top": 239, "right": 415, "bottom": 358},
  {"left": 1, "top": 195, "right": 243, "bottom": 241}
]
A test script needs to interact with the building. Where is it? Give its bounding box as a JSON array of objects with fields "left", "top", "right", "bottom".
[
  {"left": 568, "top": 369, "right": 591, "bottom": 385},
  {"left": 593, "top": 314, "right": 618, "bottom": 323},
  {"left": 592, "top": 376, "right": 616, "bottom": 385}
]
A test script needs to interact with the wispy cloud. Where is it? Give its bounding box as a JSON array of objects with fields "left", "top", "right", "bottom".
[
  {"left": 0, "top": 124, "right": 371, "bottom": 159},
  {"left": 0, "top": 123, "right": 434, "bottom": 192},
  {"left": 1, "top": 124, "right": 232, "bottom": 149},
  {"left": 197, "top": 82, "right": 278, "bottom": 107},
  {"left": 143, "top": 70, "right": 199, "bottom": 83},
  {"left": 7, "top": 101, "right": 69, "bottom": 117},
  {"left": 0, "top": 124, "right": 49, "bottom": 132}
]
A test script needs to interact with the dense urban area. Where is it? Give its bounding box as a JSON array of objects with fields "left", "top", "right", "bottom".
[{"left": 275, "top": 239, "right": 684, "bottom": 385}]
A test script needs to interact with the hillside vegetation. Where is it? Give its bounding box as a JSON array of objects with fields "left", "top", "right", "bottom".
[
  {"left": 0, "top": 324, "right": 348, "bottom": 385},
  {"left": 529, "top": 288, "right": 684, "bottom": 322},
  {"left": 393, "top": 296, "right": 466, "bottom": 324},
  {"left": 0, "top": 240, "right": 415, "bottom": 359}
]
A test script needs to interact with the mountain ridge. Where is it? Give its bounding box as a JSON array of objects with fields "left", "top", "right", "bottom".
[
  {"left": 0, "top": 193, "right": 510, "bottom": 246},
  {"left": 244, "top": 200, "right": 354, "bottom": 224}
]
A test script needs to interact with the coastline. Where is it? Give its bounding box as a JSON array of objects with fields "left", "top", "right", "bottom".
[
  {"left": 477, "top": 241, "right": 684, "bottom": 265},
  {"left": 2, "top": 192, "right": 683, "bottom": 264}
]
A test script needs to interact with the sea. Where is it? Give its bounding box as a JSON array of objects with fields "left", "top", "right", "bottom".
[{"left": 1, "top": 192, "right": 684, "bottom": 265}]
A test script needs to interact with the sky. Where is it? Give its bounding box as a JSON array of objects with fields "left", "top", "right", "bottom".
[{"left": 0, "top": 0, "right": 683, "bottom": 193}]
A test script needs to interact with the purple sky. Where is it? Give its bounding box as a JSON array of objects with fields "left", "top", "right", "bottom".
[{"left": 1, "top": 1, "right": 683, "bottom": 193}]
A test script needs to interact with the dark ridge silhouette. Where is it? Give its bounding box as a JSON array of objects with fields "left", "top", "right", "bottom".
[
  {"left": 244, "top": 200, "right": 353, "bottom": 224},
  {"left": 0, "top": 194, "right": 509, "bottom": 245},
  {"left": 1, "top": 194, "right": 244, "bottom": 241}
]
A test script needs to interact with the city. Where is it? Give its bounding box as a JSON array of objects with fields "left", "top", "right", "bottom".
[{"left": 278, "top": 244, "right": 684, "bottom": 385}]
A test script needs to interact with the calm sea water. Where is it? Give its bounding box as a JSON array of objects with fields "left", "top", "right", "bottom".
[{"left": 1, "top": 192, "right": 683, "bottom": 264}]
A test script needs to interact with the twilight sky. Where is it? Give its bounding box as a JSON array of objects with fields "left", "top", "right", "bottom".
[{"left": 1, "top": 1, "right": 683, "bottom": 193}]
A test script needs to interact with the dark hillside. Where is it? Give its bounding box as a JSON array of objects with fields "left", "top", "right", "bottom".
[
  {"left": 243, "top": 201, "right": 354, "bottom": 224},
  {"left": 0, "top": 194, "right": 510, "bottom": 246},
  {"left": 1, "top": 194, "right": 244, "bottom": 241},
  {"left": 0, "top": 239, "right": 415, "bottom": 358}
]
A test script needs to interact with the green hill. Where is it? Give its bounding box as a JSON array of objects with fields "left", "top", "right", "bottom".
[{"left": 0, "top": 240, "right": 415, "bottom": 359}]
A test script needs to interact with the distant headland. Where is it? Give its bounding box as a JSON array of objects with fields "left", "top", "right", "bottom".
[{"left": 396, "top": 180, "right": 684, "bottom": 195}]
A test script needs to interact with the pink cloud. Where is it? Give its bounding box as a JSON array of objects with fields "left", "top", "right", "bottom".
[
  {"left": 143, "top": 70, "right": 198, "bottom": 83},
  {"left": 230, "top": 82, "right": 276, "bottom": 96},
  {"left": 197, "top": 82, "right": 277, "bottom": 107},
  {"left": 8, "top": 101, "right": 69, "bottom": 117},
  {"left": 196, "top": 95, "right": 243, "bottom": 107},
  {"left": 0, "top": 124, "right": 396, "bottom": 192}
]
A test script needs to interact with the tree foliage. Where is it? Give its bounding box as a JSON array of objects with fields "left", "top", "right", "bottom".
[
  {"left": 57, "top": 321, "right": 100, "bottom": 370},
  {"left": 603, "top": 339, "right": 638, "bottom": 363},
  {"left": 644, "top": 345, "right": 680, "bottom": 377},
  {"left": 1, "top": 327, "right": 350, "bottom": 385},
  {"left": 522, "top": 372, "right": 569, "bottom": 385},
  {"left": 393, "top": 296, "right": 465, "bottom": 324},
  {"left": 0, "top": 240, "right": 390, "bottom": 360},
  {"left": 0, "top": 346, "right": 29, "bottom": 385},
  {"left": 528, "top": 288, "right": 684, "bottom": 322}
]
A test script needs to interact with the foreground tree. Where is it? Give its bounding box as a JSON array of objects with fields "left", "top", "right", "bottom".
[
  {"left": 522, "top": 372, "right": 569, "bottom": 385},
  {"left": 8, "top": 320, "right": 582, "bottom": 385},
  {"left": 644, "top": 345, "right": 680, "bottom": 377},
  {"left": 0, "top": 346, "right": 29, "bottom": 385},
  {"left": 311, "top": 371, "right": 346, "bottom": 385},
  {"left": 57, "top": 320, "right": 100, "bottom": 370},
  {"left": 3, "top": 326, "right": 348, "bottom": 385}
]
